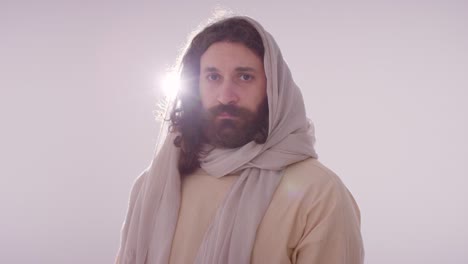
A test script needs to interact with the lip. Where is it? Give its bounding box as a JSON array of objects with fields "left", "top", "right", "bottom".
[{"left": 217, "top": 112, "right": 237, "bottom": 119}]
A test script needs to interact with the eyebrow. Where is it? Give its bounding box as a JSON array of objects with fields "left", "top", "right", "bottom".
[
  {"left": 235, "top": 66, "right": 256, "bottom": 72},
  {"left": 202, "top": 66, "right": 257, "bottom": 73}
]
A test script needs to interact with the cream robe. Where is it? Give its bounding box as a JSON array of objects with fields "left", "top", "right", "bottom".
[{"left": 168, "top": 158, "right": 364, "bottom": 263}]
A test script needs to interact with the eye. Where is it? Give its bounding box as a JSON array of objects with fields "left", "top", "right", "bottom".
[
  {"left": 239, "top": 73, "right": 253, "bottom": 81},
  {"left": 207, "top": 73, "right": 220, "bottom": 81}
]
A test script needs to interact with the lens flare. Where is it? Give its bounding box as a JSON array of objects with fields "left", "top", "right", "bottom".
[{"left": 159, "top": 71, "right": 180, "bottom": 100}]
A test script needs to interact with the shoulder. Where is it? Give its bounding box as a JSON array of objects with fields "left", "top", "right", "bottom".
[
  {"left": 274, "top": 159, "right": 364, "bottom": 262},
  {"left": 285, "top": 158, "right": 337, "bottom": 179},
  {"left": 127, "top": 170, "right": 148, "bottom": 206},
  {"left": 282, "top": 158, "right": 346, "bottom": 195},
  {"left": 280, "top": 158, "right": 361, "bottom": 221}
]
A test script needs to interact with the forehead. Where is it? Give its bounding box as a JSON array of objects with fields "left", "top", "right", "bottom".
[{"left": 200, "top": 42, "right": 264, "bottom": 70}]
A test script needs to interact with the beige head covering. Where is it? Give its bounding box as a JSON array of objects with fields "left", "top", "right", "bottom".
[{"left": 117, "top": 16, "right": 318, "bottom": 263}]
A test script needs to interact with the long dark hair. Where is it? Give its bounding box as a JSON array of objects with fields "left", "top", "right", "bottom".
[{"left": 169, "top": 17, "right": 267, "bottom": 175}]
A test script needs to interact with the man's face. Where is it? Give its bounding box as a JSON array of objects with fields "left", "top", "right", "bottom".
[{"left": 199, "top": 41, "right": 267, "bottom": 148}]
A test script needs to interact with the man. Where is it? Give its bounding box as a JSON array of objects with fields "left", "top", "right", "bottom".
[{"left": 117, "top": 16, "right": 364, "bottom": 264}]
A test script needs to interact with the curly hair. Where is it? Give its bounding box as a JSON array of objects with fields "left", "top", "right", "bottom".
[{"left": 169, "top": 17, "right": 268, "bottom": 175}]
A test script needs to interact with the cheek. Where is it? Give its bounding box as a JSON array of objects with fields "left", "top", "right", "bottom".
[
  {"left": 258, "top": 84, "right": 267, "bottom": 100},
  {"left": 199, "top": 82, "right": 214, "bottom": 108},
  {"left": 252, "top": 81, "right": 267, "bottom": 106}
]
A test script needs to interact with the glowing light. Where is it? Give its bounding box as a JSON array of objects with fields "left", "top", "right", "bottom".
[{"left": 159, "top": 71, "right": 181, "bottom": 100}]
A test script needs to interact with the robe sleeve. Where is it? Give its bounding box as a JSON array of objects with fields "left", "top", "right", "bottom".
[{"left": 294, "top": 171, "right": 365, "bottom": 264}]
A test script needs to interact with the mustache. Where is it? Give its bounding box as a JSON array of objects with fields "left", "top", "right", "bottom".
[{"left": 208, "top": 104, "right": 244, "bottom": 117}]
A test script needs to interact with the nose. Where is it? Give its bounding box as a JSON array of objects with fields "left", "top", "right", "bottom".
[{"left": 217, "top": 80, "right": 239, "bottom": 105}]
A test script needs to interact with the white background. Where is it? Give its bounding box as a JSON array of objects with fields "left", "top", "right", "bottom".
[{"left": 1, "top": 0, "right": 467, "bottom": 263}]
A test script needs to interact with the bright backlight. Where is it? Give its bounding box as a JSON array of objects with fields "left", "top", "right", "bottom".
[{"left": 159, "top": 71, "right": 180, "bottom": 100}]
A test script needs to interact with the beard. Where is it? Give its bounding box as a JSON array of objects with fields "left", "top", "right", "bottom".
[{"left": 201, "top": 99, "right": 268, "bottom": 149}]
